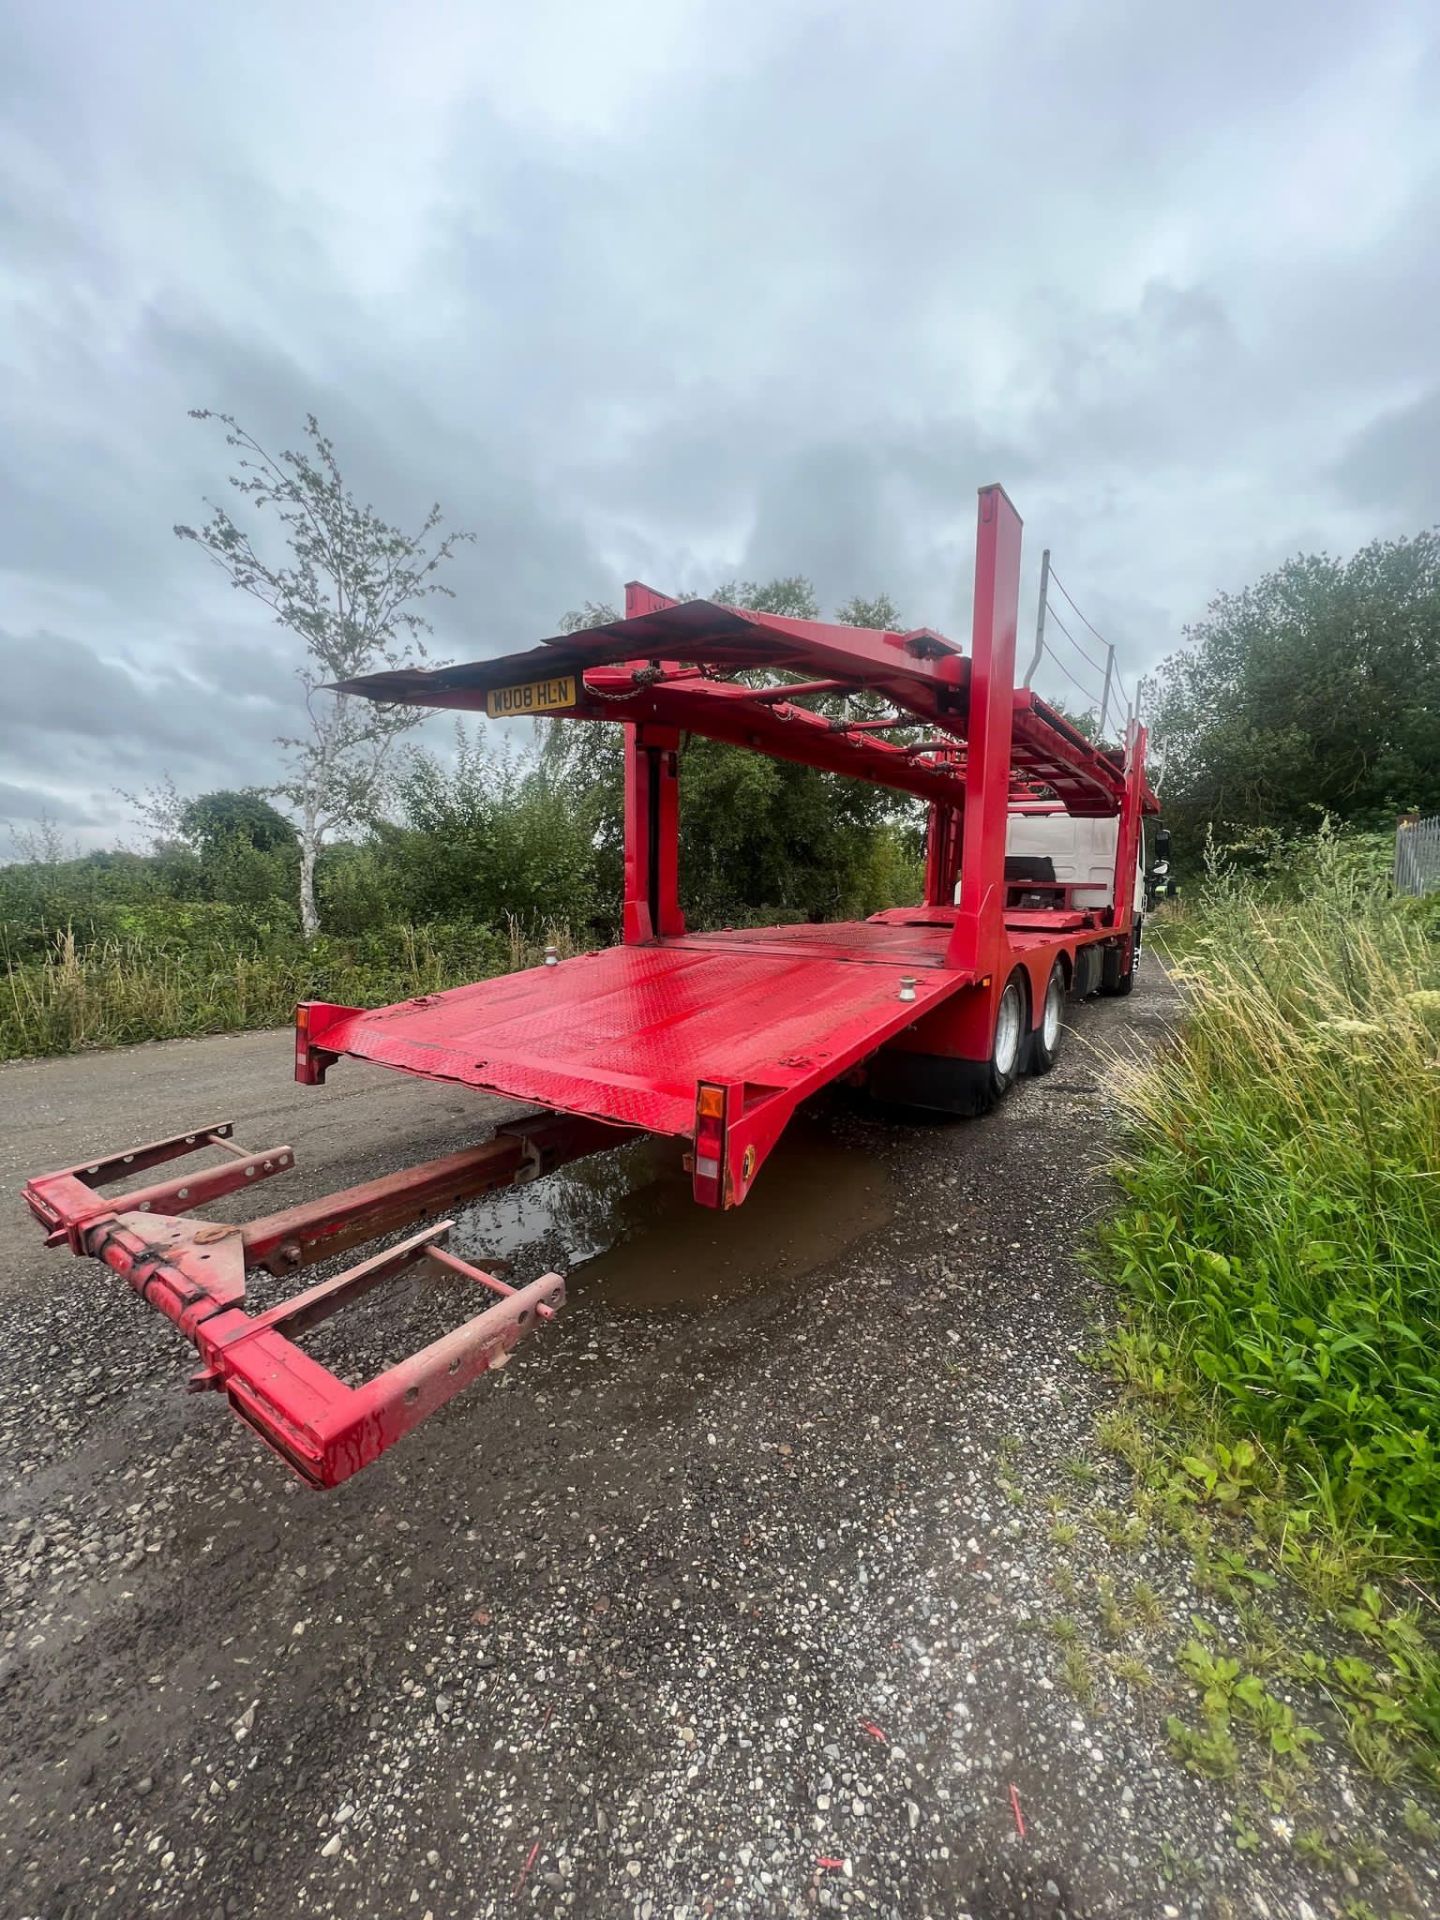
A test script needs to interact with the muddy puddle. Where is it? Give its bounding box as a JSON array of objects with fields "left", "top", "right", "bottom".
[{"left": 449, "top": 1113, "right": 893, "bottom": 1312}]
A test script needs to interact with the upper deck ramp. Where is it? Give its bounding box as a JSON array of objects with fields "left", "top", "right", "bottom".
[{"left": 335, "top": 593, "right": 1152, "bottom": 819}]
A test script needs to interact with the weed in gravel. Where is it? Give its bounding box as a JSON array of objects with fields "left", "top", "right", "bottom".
[
  {"left": 1178, "top": 1439, "right": 1266, "bottom": 1509},
  {"left": 1157, "top": 1837, "right": 1205, "bottom": 1888},
  {"left": 1096, "top": 1577, "right": 1131, "bottom": 1643},
  {"left": 1342, "top": 1714, "right": 1409, "bottom": 1786},
  {"left": 1061, "top": 1644, "right": 1097, "bottom": 1706},
  {"left": 1107, "top": 1326, "right": 1190, "bottom": 1404},
  {"left": 1296, "top": 1825, "right": 1336, "bottom": 1866},
  {"left": 1344, "top": 1831, "right": 1389, "bottom": 1875},
  {"left": 1049, "top": 1518, "right": 1079, "bottom": 1549},
  {"left": 1110, "top": 1652, "right": 1160, "bottom": 1696},
  {"left": 1402, "top": 1797, "right": 1439, "bottom": 1843},
  {"left": 1064, "top": 1456, "right": 1100, "bottom": 1488},
  {"left": 1131, "top": 1579, "right": 1166, "bottom": 1634},
  {"left": 1088, "top": 1363, "right": 1440, "bottom": 1781},
  {"left": 1229, "top": 1807, "right": 1262, "bottom": 1851},
  {"left": 1093, "top": 1504, "right": 1148, "bottom": 1551},
  {"left": 1308, "top": 1597, "right": 1440, "bottom": 1786},
  {"left": 1095, "top": 1409, "right": 1155, "bottom": 1473},
  {"left": 1194, "top": 1541, "right": 1277, "bottom": 1604},
  {"left": 1051, "top": 1564, "right": 1079, "bottom": 1602},
  {"left": 1173, "top": 1634, "right": 1321, "bottom": 1778},
  {"left": 1257, "top": 1771, "right": 1302, "bottom": 1814},
  {"left": 1234, "top": 1680, "right": 1322, "bottom": 1765},
  {"left": 1166, "top": 1713, "right": 1241, "bottom": 1780},
  {"left": 1047, "top": 1614, "right": 1081, "bottom": 1647},
  {"left": 1234, "top": 1599, "right": 1287, "bottom": 1665},
  {"left": 1278, "top": 1524, "right": 1375, "bottom": 1611}
]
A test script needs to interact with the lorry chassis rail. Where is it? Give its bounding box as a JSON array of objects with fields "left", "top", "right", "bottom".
[{"left": 22, "top": 1112, "right": 620, "bottom": 1488}]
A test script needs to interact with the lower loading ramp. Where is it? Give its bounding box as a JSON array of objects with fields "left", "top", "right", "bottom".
[{"left": 306, "top": 928, "right": 973, "bottom": 1160}]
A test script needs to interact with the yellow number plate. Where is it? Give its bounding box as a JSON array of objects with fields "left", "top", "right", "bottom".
[{"left": 484, "top": 674, "right": 578, "bottom": 719}]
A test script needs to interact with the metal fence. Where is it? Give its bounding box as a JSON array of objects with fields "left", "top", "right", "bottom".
[{"left": 1394, "top": 813, "right": 1440, "bottom": 896}]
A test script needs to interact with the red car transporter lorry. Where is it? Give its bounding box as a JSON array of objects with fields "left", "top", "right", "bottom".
[{"left": 22, "top": 485, "right": 1158, "bottom": 1488}]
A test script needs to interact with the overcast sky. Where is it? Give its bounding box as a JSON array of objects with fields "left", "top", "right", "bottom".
[{"left": 3, "top": 0, "right": 1437, "bottom": 847}]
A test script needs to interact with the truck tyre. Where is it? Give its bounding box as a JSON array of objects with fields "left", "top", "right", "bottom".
[
  {"left": 866, "top": 972, "right": 1029, "bottom": 1116},
  {"left": 987, "top": 972, "right": 1026, "bottom": 1101},
  {"left": 1030, "top": 961, "right": 1066, "bottom": 1074}
]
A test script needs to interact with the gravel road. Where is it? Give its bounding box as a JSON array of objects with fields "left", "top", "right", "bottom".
[{"left": 1, "top": 968, "right": 1434, "bottom": 1920}]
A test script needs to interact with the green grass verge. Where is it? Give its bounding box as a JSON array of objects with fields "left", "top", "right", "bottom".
[
  {"left": 1094, "top": 833, "right": 1440, "bottom": 1781},
  {"left": 1106, "top": 852, "right": 1440, "bottom": 1569}
]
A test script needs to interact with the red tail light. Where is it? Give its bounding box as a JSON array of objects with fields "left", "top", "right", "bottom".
[{"left": 692, "top": 1082, "right": 727, "bottom": 1207}]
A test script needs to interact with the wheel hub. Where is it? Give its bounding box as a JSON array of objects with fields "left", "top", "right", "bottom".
[
  {"left": 1043, "top": 977, "right": 1062, "bottom": 1050},
  {"left": 994, "top": 986, "right": 1022, "bottom": 1076}
]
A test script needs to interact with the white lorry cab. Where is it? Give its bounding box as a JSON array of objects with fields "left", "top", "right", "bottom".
[
  {"left": 1005, "top": 801, "right": 1146, "bottom": 916},
  {"left": 1002, "top": 801, "right": 1163, "bottom": 994}
]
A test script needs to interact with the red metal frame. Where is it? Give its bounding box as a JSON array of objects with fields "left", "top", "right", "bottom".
[
  {"left": 22, "top": 1113, "right": 619, "bottom": 1487},
  {"left": 316, "top": 482, "right": 1157, "bottom": 1209},
  {"left": 19, "top": 483, "right": 1158, "bottom": 1487}
]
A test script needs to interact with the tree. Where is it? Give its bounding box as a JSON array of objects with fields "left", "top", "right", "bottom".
[
  {"left": 375, "top": 724, "right": 600, "bottom": 934},
  {"left": 544, "top": 575, "right": 922, "bottom": 927},
  {"left": 178, "top": 790, "right": 297, "bottom": 855},
  {"left": 175, "top": 411, "right": 472, "bottom": 936},
  {"left": 4, "top": 813, "right": 70, "bottom": 866},
  {"left": 835, "top": 591, "right": 900, "bottom": 631},
  {"left": 1151, "top": 530, "right": 1440, "bottom": 846},
  {"left": 711, "top": 575, "right": 820, "bottom": 620},
  {"left": 557, "top": 599, "right": 619, "bottom": 634}
]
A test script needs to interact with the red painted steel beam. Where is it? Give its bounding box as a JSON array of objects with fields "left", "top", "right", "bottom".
[
  {"left": 19, "top": 1109, "right": 627, "bottom": 1488},
  {"left": 585, "top": 671, "right": 972, "bottom": 808},
  {"left": 622, "top": 585, "right": 687, "bottom": 945},
  {"left": 239, "top": 1112, "right": 620, "bottom": 1275},
  {"left": 747, "top": 679, "right": 849, "bottom": 704},
  {"left": 1109, "top": 719, "right": 1149, "bottom": 935},
  {"left": 332, "top": 595, "right": 967, "bottom": 711},
  {"left": 205, "top": 1264, "right": 565, "bottom": 1487},
  {"left": 949, "top": 486, "right": 1024, "bottom": 972}
]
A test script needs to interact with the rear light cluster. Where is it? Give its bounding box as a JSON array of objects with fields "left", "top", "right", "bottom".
[{"left": 692, "top": 1082, "right": 727, "bottom": 1206}]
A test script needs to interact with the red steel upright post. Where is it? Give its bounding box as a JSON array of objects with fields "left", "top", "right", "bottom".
[
  {"left": 622, "top": 582, "right": 685, "bottom": 945},
  {"left": 1109, "top": 718, "right": 1148, "bottom": 935},
  {"left": 947, "top": 486, "right": 1023, "bottom": 972},
  {"left": 923, "top": 801, "right": 962, "bottom": 907}
]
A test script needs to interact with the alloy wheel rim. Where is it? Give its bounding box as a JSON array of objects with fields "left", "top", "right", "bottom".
[
  {"left": 994, "top": 986, "right": 1021, "bottom": 1075},
  {"left": 1043, "top": 977, "right": 1062, "bottom": 1050}
]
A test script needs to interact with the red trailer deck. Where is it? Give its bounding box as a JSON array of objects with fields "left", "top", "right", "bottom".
[{"left": 21, "top": 484, "right": 1157, "bottom": 1486}]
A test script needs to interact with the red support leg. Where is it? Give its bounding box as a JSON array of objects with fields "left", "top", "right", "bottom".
[
  {"left": 622, "top": 724, "right": 683, "bottom": 942},
  {"left": 622, "top": 721, "right": 655, "bottom": 944},
  {"left": 621, "top": 583, "right": 686, "bottom": 945},
  {"left": 923, "top": 801, "right": 962, "bottom": 907}
]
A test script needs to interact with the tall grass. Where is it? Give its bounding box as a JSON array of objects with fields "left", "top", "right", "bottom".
[
  {"left": 1101, "top": 833, "right": 1440, "bottom": 1572},
  {"left": 0, "top": 920, "right": 544, "bottom": 1060}
]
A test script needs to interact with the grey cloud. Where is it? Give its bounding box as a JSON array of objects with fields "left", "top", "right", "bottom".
[
  {"left": 0, "top": 781, "right": 101, "bottom": 829},
  {"left": 2, "top": 0, "right": 1439, "bottom": 839},
  {"left": 1333, "top": 388, "right": 1440, "bottom": 526},
  {"left": 0, "top": 630, "right": 208, "bottom": 753}
]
